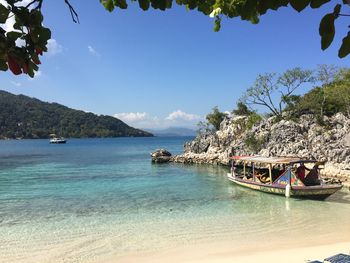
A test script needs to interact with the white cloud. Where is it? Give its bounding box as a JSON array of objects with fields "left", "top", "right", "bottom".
[
  {"left": 165, "top": 110, "right": 201, "bottom": 121},
  {"left": 10, "top": 81, "right": 21, "bottom": 87},
  {"left": 114, "top": 112, "right": 148, "bottom": 122},
  {"left": 47, "top": 39, "right": 63, "bottom": 56},
  {"left": 114, "top": 110, "right": 203, "bottom": 129},
  {"left": 88, "top": 45, "right": 100, "bottom": 57}
]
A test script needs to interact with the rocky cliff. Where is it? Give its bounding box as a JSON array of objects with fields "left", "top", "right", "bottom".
[{"left": 172, "top": 113, "right": 350, "bottom": 186}]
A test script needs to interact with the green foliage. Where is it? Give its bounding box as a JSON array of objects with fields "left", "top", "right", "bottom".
[
  {"left": 246, "top": 112, "right": 262, "bottom": 130},
  {"left": 232, "top": 101, "right": 253, "bottom": 116},
  {"left": 0, "top": 90, "right": 152, "bottom": 139},
  {"left": 339, "top": 32, "right": 350, "bottom": 58},
  {"left": 206, "top": 106, "right": 227, "bottom": 131},
  {"left": 1, "top": 0, "right": 350, "bottom": 78},
  {"left": 317, "top": 64, "right": 339, "bottom": 85},
  {"left": 298, "top": 87, "right": 329, "bottom": 115},
  {"left": 244, "top": 133, "right": 266, "bottom": 153},
  {"left": 0, "top": 3, "right": 10, "bottom": 23},
  {"left": 286, "top": 68, "right": 350, "bottom": 119},
  {"left": 325, "top": 70, "right": 350, "bottom": 117},
  {"left": 242, "top": 67, "right": 314, "bottom": 118},
  {"left": 290, "top": 0, "right": 310, "bottom": 12},
  {"left": 311, "top": 0, "right": 330, "bottom": 9},
  {"left": 319, "top": 12, "right": 336, "bottom": 50},
  {"left": 0, "top": 1, "right": 51, "bottom": 77}
]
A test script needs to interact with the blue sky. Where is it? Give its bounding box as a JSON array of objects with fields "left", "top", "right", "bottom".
[{"left": 1, "top": 0, "right": 349, "bottom": 129}]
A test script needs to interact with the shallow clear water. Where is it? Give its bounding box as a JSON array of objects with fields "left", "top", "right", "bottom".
[{"left": 0, "top": 137, "right": 350, "bottom": 263}]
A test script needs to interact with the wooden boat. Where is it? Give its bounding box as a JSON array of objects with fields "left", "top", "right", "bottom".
[{"left": 227, "top": 156, "right": 342, "bottom": 200}]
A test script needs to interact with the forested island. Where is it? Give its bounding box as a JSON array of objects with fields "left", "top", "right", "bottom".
[{"left": 0, "top": 90, "right": 153, "bottom": 139}]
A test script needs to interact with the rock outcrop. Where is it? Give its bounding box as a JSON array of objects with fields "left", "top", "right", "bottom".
[
  {"left": 172, "top": 113, "right": 350, "bottom": 188},
  {"left": 151, "top": 149, "right": 172, "bottom": 163}
]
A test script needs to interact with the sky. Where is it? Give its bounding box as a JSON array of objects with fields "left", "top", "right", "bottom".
[{"left": 0, "top": 0, "right": 349, "bottom": 129}]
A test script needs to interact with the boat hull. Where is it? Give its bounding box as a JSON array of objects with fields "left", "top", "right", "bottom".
[
  {"left": 50, "top": 140, "right": 66, "bottom": 144},
  {"left": 227, "top": 173, "right": 342, "bottom": 200}
]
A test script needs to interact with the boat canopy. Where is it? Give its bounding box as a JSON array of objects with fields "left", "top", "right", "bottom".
[{"left": 230, "top": 156, "right": 318, "bottom": 165}]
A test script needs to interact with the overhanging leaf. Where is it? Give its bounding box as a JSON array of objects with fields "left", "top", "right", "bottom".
[
  {"left": 333, "top": 3, "right": 341, "bottom": 16},
  {"left": 114, "top": 0, "right": 128, "bottom": 9},
  {"left": 338, "top": 32, "right": 350, "bottom": 58},
  {"left": 310, "top": 0, "right": 330, "bottom": 8},
  {"left": 319, "top": 13, "right": 335, "bottom": 50},
  {"left": 214, "top": 16, "right": 221, "bottom": 32},
  {"left": 39, "top": 27, "right": 51, "bottom": 42},
  {"left": 290, "top": 0, "right": 310, "bottom": 12},
  {"left": 257, "top": 0, "right": 289, "bottom": 14},
  {"left": 0, "top": 3, "right": 10, "bottom": 23},
  {"left": 6, "top": 31, "right": 22, "bottom": 42},
  {"left": 138, "top": 0, "right": 150, "bottom": 10},
  {"left": 0, "top": 59, "right": 8, "bottom": 71},
  {"left": 100, "top": 0, "right": 115, "bottom": 12}
]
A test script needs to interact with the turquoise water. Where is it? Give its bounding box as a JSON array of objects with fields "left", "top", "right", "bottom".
[{"left": 0, "top": 137, "right": 350, "bottom": 263}]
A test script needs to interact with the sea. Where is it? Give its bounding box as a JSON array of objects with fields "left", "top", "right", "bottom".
[{"left": 0, "top": 137, "right": 350, "bottom": 263}]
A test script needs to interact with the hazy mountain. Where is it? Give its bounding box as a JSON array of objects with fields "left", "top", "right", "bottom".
[
  {"left": 0, "top": 90, "right": 153, "bottom": 139},
  {"left": 146, "top": 127, "right": 196, "bottom": 137}
]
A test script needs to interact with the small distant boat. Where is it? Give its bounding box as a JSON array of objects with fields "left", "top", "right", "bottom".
[
  {"left": 228, "top": 156, "right": 342, "bottom": 200},
  {"left": 49, "top": 134, "right": 67, "bottom": 144}
]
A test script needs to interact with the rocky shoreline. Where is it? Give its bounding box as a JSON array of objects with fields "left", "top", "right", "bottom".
[{"left": 152, "top": 113, "right": 350, "bottom": 190}]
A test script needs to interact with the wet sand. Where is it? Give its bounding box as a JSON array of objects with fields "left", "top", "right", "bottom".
[{"left": 114, "top": 241, "right": 350, "bottom": 263}]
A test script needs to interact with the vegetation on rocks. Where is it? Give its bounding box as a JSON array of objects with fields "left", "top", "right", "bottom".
[
  {"left": 232, "top": 102, "right": 253, "bottom": 116},
  {"left": 205, "top": 106, "right": 227, "bottom": 131},
  {"left": 0, "top": 90, "right": 153, "bottom": 139},
  {"left": 241, "top": 67, "right": 315, "bottom": 118},
  {"left": 290, "top": 68, "right": 350, "bottom": 120},
  {"left": 244, "top": 133, "right": 266, "bottom": 153},
  {"left": 177, "top": 65, "right": 350, "bottom": 184}
]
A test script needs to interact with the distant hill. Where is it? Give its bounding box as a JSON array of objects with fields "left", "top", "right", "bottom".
[
  {"left": 0, "top": 90, "right": 153, "bottom": 139},
  {"left": 146, "top": 127, "right": 196, "bottom": 137}
]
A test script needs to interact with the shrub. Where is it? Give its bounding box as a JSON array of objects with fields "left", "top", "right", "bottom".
[
  {"left": 244, "top": 133, "right": 266, "bottom": 153},
  {"left": 246, "top": 113, "right": 262, "bottom": 130}
]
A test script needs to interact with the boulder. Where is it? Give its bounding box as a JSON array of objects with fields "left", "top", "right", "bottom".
[{"left": 150, "top": 149, "right": 172, "bottom": 163}]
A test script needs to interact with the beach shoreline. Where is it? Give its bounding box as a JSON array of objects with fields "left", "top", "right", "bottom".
[{"left": 112, "top": 240, "right": 350, "bottom": 263}]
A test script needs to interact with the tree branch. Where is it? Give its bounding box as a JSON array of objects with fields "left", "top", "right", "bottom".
[
  {"left": 246, "top": 97, "right": 279, "bottom": 116},
  {"left": 64, "top": 0, "right": 79, "bottom": 23}
]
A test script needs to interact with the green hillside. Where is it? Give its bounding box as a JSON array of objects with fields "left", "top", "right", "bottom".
[{"left": 0, "top": 90, "right": 153, "bottom": 139}]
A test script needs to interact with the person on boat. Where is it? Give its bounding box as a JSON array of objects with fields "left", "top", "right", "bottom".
[
  {"left": 295, "top": 163, "right": 310, "bottom": 180},
  {"left": 303, "top": 163, "right": 321, "bottom": 186}
]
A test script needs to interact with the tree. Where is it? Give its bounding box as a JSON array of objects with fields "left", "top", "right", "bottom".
[
  {"left": 317, "top": 64, "right": 339, "bottom": 86},
  {"left": 325, "top": 68, "right": 350, "bottom": 117},
  {"left": 196, "top": 120, "right": 214, "bottom": 135},
  {"left": 242, "top": 68, "right": 315, "bottom": 118},
  {"left": 232, "top": 101, "right": 253, "bottom": 116},
  {"left": 206, "top": 106, "right": 227, "bottom": 131},
  {"left": 288, "top": 68, "right": 350, "bottom": 119},
  {"left": 1, "top": 0, "right": 350, "bottom": 78},
  {"left": 311, "top": 64, "right": 341, "bottom": 118}
]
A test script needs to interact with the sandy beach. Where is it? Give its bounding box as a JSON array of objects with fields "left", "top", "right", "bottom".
[{"left": 114, "top": 241, "right": 350, "bottom": 263}]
